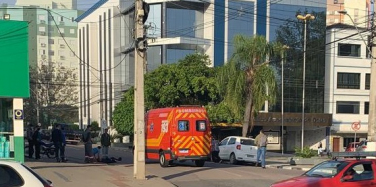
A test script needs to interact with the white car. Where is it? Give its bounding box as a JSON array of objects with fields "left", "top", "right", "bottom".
[
  {"left": 0, "top": 161, "right": 53, "bottom": 187},
  {"left": 218, "top": 136, "right": 258, "bottom": 164}
]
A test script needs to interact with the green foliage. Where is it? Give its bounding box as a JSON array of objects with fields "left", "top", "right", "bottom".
[
  {"left": 145, "top": 53, "right": 219, "bottom": 109},
  {"left": 112, "top": 89, "right": 134, "bottom": 136},
  {"left": 218, "top": 35, "right": 281, "bottom": 135},
  {"left": 113, "top": 53, "right": 225, "bottom": 133},
  {"left": 206, "top": 102, "right": 239, "bottom": 124},
  {"left": 294, "top": 147, "right": 316, "bottom": 158},
  {"left": 90, "top": 121, "right": 100, "bottom": 132}
]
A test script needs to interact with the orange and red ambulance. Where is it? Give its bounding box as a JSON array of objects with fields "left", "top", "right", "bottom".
[{"left": 145, "top": 106, "right": 212, "bottom": 167}]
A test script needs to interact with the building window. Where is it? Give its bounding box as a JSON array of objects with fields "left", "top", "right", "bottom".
[
  {"left": 338, "top": 44, "right": 361, "bottom": 57},
  {"left": 336, "top": 101, "right": 360, "bottom": 114},
  {"left": 49, "top": 50, "right": 54, "bottom": 56},
  {"left": 366, "top": 73, "right": 370, "bottom": 90},
  {"left": 60, "top": 16, "right": 64, "bottom": 22},
  {"left": 365, "top": 102, "right": 369, "bottom": 114},
  {"left": 337, "top": 73, "right": 360, "bottom": 89},
  {"left": 49, "top": 39, "right": 54, "bottom": 44}
]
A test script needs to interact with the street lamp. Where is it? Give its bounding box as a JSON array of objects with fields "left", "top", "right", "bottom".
[
  {"left": 297, "top": 13, "right": 315, "bottom": 150},
  {"left": 281, "top": 45, "right": 289, "bottom": 155}
]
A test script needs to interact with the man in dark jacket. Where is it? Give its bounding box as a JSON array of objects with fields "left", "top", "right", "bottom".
[
  {"left": 83, "top": 125, "right": 92, "bottom": 163},
  {"left": 51, "top": 124, "right": 63, "bottom": 162},
  {"left": 100, "top": 128, "right": 111, "bottom": 160},
  {"left": 32, "top": 124, "right": 42, "bottom": 159},
  {"left": 26, "top": 123, "right": 34, "bottom": 159}
]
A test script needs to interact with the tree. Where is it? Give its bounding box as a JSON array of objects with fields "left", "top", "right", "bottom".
[
  {"left": 24, "top": 63, "right": 79, "bottom": 127},
  {"left": 90, "top": 121, "right": 100, "bottom": 132},
  {"left": 113, "top": 53, "right": 221, "bottom": 135},
  {"left": 273, "top": 10, "right": 326, "bottom": 113},
  {"left": 218, "top": 35, "right": 281, "bottom": 137},
  {"left": 145, "top": 53, "right": 219, "bottom": 109},
  {"left": 112, "top": 89, "right": 134, "bottom": 136}
]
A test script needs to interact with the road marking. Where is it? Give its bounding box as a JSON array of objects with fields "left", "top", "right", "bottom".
[{"left": 53, "top": 171, "right": 71, "bottom": 182}]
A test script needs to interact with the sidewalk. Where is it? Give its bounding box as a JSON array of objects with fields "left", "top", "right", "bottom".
[
  {"left": 265, "top": 157, "right": 315, "bottom": 171},
  {"left": 26, "top": 160, "right": 175, "bottom": 187}
]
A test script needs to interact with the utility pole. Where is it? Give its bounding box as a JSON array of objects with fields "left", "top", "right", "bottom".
[
  {"left": 281, "top": 45, "right": 289, "bottom": 155},
  {"left": 133, "top": 0, "right": 148, "bottom": 180},
  {"left": 368, "top": 6, "right": 376, "bottom": 141}
]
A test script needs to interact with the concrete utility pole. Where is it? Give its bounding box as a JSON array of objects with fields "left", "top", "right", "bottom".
[
  {"left": 133, "top": 0, "right": 147, "bottom": 180},
  {"left": 368, "top": 9, "right": 376, "bottom": 141}
]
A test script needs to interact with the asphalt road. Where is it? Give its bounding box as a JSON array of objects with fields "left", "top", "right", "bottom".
[{"left": 59, "top": 144, "right": 304, "bottom": 187}]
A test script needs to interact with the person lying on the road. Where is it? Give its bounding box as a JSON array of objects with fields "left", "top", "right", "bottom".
[
  {"left": 92, "top": 146, "right": 102, "bottom": 162},
  {"left": 101, "top": 157, "right": 122, "bottom": 163}
]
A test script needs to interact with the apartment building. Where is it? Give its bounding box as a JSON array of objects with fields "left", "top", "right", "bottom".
[
  {"left": 326, "top": 0, "right": 372, "bottom": 27},
  {"left": 325, "top": 23, "right": 371, "bottom": 152}
]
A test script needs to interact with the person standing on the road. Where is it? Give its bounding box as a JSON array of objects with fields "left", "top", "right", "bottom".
[
  {"left": 255, "top": 129, "right": 268, "bottom": 169},
  {"left": 211, "top": 137, "right": 220, "bottom": 163},
  {"left": 83, "top": 125, "right": 93, "bottom": 163},
  {"left": 32, "top": 124, "right": 42, "bottom": 160},
  {"left": 51, "top": 124, "right": 63, "bottom": 162},
  {"left": 100, "top": 128, "right": 111, "bottom": 160},
  {"left": 26, "top": 123, "right": 34, "bottom": 159},
  {"left": 61, "top": 127, "right": 67, "bottom": 162}
]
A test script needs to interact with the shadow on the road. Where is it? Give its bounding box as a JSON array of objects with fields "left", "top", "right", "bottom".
[
  {"left": 162, "top": 167, "right": 215, "bottom": 180},
  {"left": 31, "top": 164, "right": 102, "bottom": 170}
]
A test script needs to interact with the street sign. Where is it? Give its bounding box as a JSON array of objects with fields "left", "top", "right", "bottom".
[{"left": 352, "top": 121, "right": 361, "bottom": 131}]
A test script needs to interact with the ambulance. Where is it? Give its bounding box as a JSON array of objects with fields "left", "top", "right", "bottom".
[{"left": 145, "top": 106, "right": 212, "bottom": 167}]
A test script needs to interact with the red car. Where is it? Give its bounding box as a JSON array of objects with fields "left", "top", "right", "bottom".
[
  {"left": 271, "top": 153, "right": 376, "bottom": 187},
  {"left": 345, "top": 142, "right": 360, "bottom": 152}
]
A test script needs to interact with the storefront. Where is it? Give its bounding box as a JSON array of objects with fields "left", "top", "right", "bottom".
[
  {"left": 0, "top": 20, "right": 29, "bottom": 163},
  {"left": 253, "top": 112, "right": 333, "bottom": 152}
]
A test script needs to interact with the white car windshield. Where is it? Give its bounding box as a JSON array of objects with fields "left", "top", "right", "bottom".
[{"left": 304, "top": 161, "right": 349, "bottom": 178}]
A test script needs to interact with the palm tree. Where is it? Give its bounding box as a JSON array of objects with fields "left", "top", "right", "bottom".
[{"left": 218, "top": 35, "right": 281, "bottom": 137}]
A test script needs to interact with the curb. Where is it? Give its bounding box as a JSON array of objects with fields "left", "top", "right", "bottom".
[{"left": 266, "top": 165, "right": 311, "bottom": 171}]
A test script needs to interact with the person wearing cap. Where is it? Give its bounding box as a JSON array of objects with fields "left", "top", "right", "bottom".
[
  {"left": 83, "top": 125, "right": 93, "bottom": 163},
  {"left": 100, "top": 128, "right": 111, "bottom": 160}
]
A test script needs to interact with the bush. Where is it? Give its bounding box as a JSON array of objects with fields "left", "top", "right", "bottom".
[{"left": 295, "top": 146, "right": 316, "bottom": 158}]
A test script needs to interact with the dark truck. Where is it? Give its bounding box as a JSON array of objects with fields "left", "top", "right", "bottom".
[{"left": 54, "top": 123, "right": 83, "bottom": 145}]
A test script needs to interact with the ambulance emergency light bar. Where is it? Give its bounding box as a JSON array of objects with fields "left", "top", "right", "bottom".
[{"left": 331, "top": 151, "right": 376, "bottom": 160}]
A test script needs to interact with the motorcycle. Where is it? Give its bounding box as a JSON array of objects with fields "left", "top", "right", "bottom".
[
  {"left": 40, "top": 141, "right": 56, "bottom": 159},
  {"left": 24, "top": 141, "right": 56, "bottom": 159}
]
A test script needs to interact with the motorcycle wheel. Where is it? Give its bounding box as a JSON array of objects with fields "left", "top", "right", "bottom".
[{"left": 47, "top": 148, "right": 56, "bottom": 159}]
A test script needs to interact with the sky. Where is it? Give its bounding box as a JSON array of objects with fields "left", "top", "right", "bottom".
[{"left": 1, "top": 0, "right": 96, "bottom": 11}]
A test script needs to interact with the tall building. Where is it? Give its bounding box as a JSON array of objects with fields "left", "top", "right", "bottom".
[
  {"left": 325, "top": 23, "right": 371, "bottom": 152},
  {"left": 326, "top": 0, "right": 372, "bottom": 28},
  {"left": 16, "top": 0, "right": 77, "bottom": 10},
  {"left": 77, "top": 0, "right": 329, "bottom": 151},
  {"left": 1, "top": 1, "right": 81, "bottom": 126}
]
